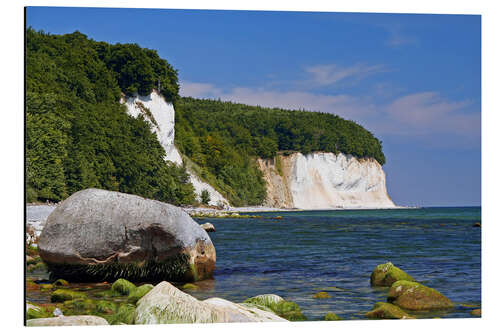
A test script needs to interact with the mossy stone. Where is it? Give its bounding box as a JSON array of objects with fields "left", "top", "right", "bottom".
[
  {"left": 243, "top": 294, "right": 284, "bottom": 309},
  {"left": 181, "top": 283, "right": 198, "bottom": 290},
  {"left": 27, "top": 303, "right": 53, "bottom": 320},
  {"left": 269, "top": 301, "right": 307, "bottom": 321},
  {"left": 471, "top": 309, "right": 481, "bottom": 316},
  {"left": 365, "top": 302, "right": 414, "bottom": 319},
  {"left": 387, "top": 281, "right": 454, "bottom": 311},
  {"left": 111, "top": 278, "right": 136, "bottom": 296},
  {"left": 96, "top": 300, "right": 117, "bottom": 314},
  {"left": 50, "top": 289, "right": 87, "bottom": 303},
  {"left": 370, "top": 262, "right": 415, "bottom": 287},
  {"left": 127, "top": 284, "right": 154, "bottom": 304},
  {"left": 109, "top": 303, "right": 136, "bottom": 325},
  {"left": 63, "top": 299, "right": 96, "bottom": 314},
  {"left": 313, "top": 291, "right": 331, "bottom": 299},
  {"left": 53, "top": 279, "right": 69, "bottom": 286},
  {"left": 40, "top": 284, "right": 53, "bottom": 291},
  {"left": 324, "top": 312, "right": 342, "bottom": 321}
]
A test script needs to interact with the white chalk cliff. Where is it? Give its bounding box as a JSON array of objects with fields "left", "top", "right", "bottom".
[
  {"left": 122, "top": 91, "right": 229, "bottom": 207},
  {"left": 257, "top": 152, "right": 395, "bottom": 209},
  {"left": 122, "top": 91, "right": 394, "bottom": 210}
]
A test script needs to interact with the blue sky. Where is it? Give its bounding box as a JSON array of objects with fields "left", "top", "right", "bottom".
[{"left": 26, "top": 7, "right": 481, "bottom": 207}]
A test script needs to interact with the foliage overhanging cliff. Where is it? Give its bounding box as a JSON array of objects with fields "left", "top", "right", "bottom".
[{"left": 26, "top": 29, "right": 387, "bottom": 207}]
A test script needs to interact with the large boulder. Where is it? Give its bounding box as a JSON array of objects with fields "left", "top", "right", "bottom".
[
  {"left": 134, "top": 281, "right": 287, "bottom": 324},
  {"left": 387, "top": 281, "right": 454, "bottom": 310},
  {"left": 26, "top": 315, "right": 109, "bottom": 326},
  {"left": 38, "top": 189, "right": 215, "bottom": 282},
  {"left": 370, "top": 262, "right": 415, "bottom": 287}
]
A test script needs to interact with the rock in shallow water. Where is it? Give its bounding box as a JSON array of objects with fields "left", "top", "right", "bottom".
[
  {"left": 200, "top": 222, "right": 216, "bottom": 232},
  {"left": 387, "top": 281, "right": 454, "bottom": 311},
  {"left": 38, "top": 188, "right": 215, "bottom": 282},
  {"left": 365, "top": 302, "right": 414, "bottom": 319},
  {"left": 370, "top": 262, "right": 415, "bottom": 287}
]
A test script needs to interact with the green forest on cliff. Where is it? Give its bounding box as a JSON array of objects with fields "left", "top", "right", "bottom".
[{"left": 26, "top": 29, "right": 386, "bottom": 206}]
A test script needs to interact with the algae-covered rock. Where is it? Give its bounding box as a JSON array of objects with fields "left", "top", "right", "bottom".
[
  {"left": 387, "top": 281, "right": 453, "bottom": 310},
  {"left": 244, "top": 294, "right": 284, "bottom": 309},
  {"left": 50, "top": 289, "right": 87, "bottom": 303},
  {"left": 243, "top": 294, "right": 305, "bottom": 321},
  {"left": 324, "top": 312, "right": 342, "bottom": 321},
  {"left": 182, "top": 283, "right": 199, "bottom": 290},
  {"left": 53, "top": 279, "right": 69, "bottom": 286},
  {"left": 471, "top": 308, "right": 481, "bottom": 316},
  {"left": 26, "top": 303, "right": 53, "bottom": 320},
  {"left": 38, "top": 188, "right": 216, "bottom": 282},
  {"left": 27, "top": 315, "right": 109, "bottom": 326},
  {"left": 96, "top": 300, "right": 116, "bottom": 314},
  {"left": 370, "top": 262, "right": 415, "bottom": 287},
  {"left": 134, "top": 281, "right": 288, "bottom": 324},
  {"left": 109, "top": 303, "right": 136, "bottom": 325},
  {"left": 62, "top": 299, "right": 96, "bottom": 313},
  {"left": 128, "top": 284, "right": 154, "bottom": 304},
  {"left": 365, "top": 302, "right": 414, "bottom": 319},
  {"left": 313, "top": 291, "right": 331, "bottom": 299},
  {"left": 111, "top": 279, "right": 136, "bottom": 296}
]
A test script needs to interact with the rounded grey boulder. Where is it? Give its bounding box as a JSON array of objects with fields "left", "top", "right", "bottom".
[{"left": 38, "top": 189, "right": 216, "bottom": 282}]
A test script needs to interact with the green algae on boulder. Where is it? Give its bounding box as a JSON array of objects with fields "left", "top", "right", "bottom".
[
  {"left": 27, "top": 303, "right": 53, "bottom": 320},
  {"left": 313, "top": 291, "right": 331, "bottom": 299},
  {"left": 63, "top": 299, "right": 97, "bottom": 314},
  {"left": 109, "top": 303, "right": 136, "bottom": 325},
  {"left": 243, "top": 294, "right": 284, "bottom": 309},
  {"left": 111, "top": 279, "right": 136, "bottom": 296},
  {"left": 50, "top": 289, "right": 87, "bottom": 303},
  {"left": 127, "top": 284, "right": 154, "bottom": 304},
  {"left": 182, "top": 283, "right": 199, "bottom": 290},
  {"left": 243, "top": 294, "right": 306, "bottom": 321},
  {"left": 365, "top": 302, "right": 414, "bottom": 319},
  {"left": 370, "top": 262, "right": 415, "bottom": 287},
  {"left": 324, "top": 312, "right": 342, "bottom": 321},
  {"left": 96, "top": 300, "right": 117, "bottom": 314},
  {"left": 387, "top": 281, "right": 454, "bottom": 311},
  {"left": 53, "top": 279, "right": 69, "bottom": 286}
]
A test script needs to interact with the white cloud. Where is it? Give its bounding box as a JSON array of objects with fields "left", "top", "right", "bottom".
[{"left": 304, "top": 63, "right": 387, "bottom": 86}]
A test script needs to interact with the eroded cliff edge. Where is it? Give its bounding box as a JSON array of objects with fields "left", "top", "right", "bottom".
[{"left": 257, "top": 152, "right": 395, "bottom": 209}]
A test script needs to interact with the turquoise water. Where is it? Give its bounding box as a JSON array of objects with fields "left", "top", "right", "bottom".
[{"left": 188, "top": 207, "right": 481, "bottom": 320}]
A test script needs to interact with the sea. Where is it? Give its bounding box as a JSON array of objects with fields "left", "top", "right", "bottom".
[{"left": 187, "top": 207, "right": 481, "bottom": 320}]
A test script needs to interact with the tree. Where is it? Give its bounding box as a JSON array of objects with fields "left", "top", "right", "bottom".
[{"left": 201, "top": 190, "right": 211, "bottom": 205}]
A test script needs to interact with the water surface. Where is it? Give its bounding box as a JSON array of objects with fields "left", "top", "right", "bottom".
[{"left": 189, "top": 207, "right": 481, "bottom": 320}]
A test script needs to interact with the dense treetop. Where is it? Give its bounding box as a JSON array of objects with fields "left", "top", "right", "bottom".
[{"left": 26, "top": 28, "right": 193, "bottom": 204}]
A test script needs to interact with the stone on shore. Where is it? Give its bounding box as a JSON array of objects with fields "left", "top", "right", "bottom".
[
  {"left": 134, "top": 281, "right": 287, "bottom": 324},
  {"left": 200, "top": 223, "right": 216, "bottom": 232},
  {"left": 38, "top": 188, "right": 216, "bottom": 282},
  {"left": 26, "top": 315, "right": 109, "bottom": 326},
  {"left": 365, "top": 302, "right": 414, "bottom": 319},
  {"left": 324, "top": 312, "right": 342, "bottom": 321},
  {"left": 370, "top": 262, "right": 415, "bottom": 287},
  {"left": 387, "top": 281, "right": 454, "bottom": 310},
  {"left": 243, "top": 294, "right": 306, "bottom": 321}
]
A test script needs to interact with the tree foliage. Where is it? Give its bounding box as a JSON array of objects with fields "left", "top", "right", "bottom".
[{"left": 26, "top": 28, "right": 194, "bottom": 205}]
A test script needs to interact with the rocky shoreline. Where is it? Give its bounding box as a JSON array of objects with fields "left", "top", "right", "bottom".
[{"left": 26, "top": 189, "right": 478, "bottom": 326}]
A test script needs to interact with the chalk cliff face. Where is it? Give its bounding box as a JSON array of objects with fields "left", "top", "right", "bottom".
[
  {"left": 257, "top": 152, "right": 395, "bottom": 209},
  {"left": 123, "top": 91, "right": 229, "bottom": 207}
]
